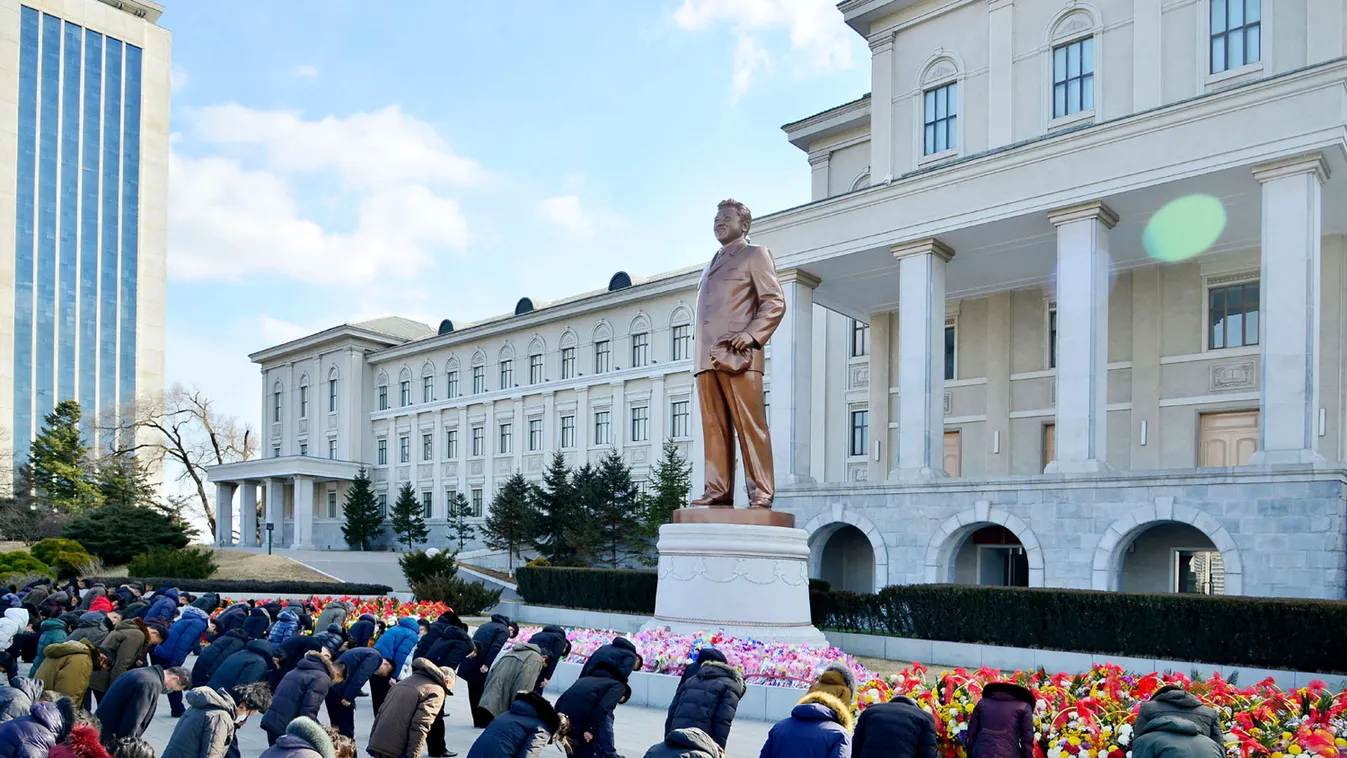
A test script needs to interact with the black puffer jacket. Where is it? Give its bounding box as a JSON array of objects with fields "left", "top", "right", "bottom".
[
  {"left": 192, "top": 628, "right": 248, "bottom": 687},
  {"left": 466, "top": 692, "right": 565, "bottom": 758},
  {"left": 579, "top": 636, "right": 641, "bottom": 679},
  {"left": 556, "top": 663, "right": 630, "bottom": 740},
  {"left": 528, "top": 626, "right": 571, "bottom": 692},
  {"left": 414, "top": 612, "right": 462, "bottom": 661},
  {"left": 665, "top": 660, "right": 745, "bottom": 749},
  {"left": 261, "top": 654, "right": 336, "bottom": 737},
  {"left": 346, "top": 615, "right": 376, "bottom": 649},
  {"left": 854, "top": 696, "right": 938, "bottom": 758},
  {"left": 458, "top": 614, "right": 511, "bottom": 682},
  {"left": 1135, "top": 687, "right": 1223, "bottom": 745},
  {"left": 644, "top": 728, "right": 721, "bottom": 758},
  {"left": 207, "top": 639, "right": 276, "bottom": 691},
  {"left": 241, "top": 609, "right": 271, "bottom": 640},
  {"left": 680, "top": 647, "right": 727, "bottom": 686},
  {"left": 427, "top": 624, "right": 475, "bottom": 670}
]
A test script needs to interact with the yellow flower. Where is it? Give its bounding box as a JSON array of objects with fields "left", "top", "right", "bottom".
[
  {"left": 1334, "top": 739, "right": 1347, "bottom": 749},
  {"left": 1068, "top": 737, "right": 1082, "bottom": 747},
  {"left": 1289, "top": 745, "right": 1302, "bottom": 755},
  {"left": 1273, "top": 752, "right": 1284, "bottom": 758}
]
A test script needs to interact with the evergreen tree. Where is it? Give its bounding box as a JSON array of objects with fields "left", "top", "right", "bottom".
[
  {"left": 95, "top": 451, "right": 158, "bottom": 509},
  {"left": 529, "top": 451, "right": 579, "bottom": 564},
  {"left": 390, "top": 482, "right": 429, "bottom": 551},
  {"left": 29, "top": 401, "right": 100, "bottom": 513},
  {"left": 447, "top": 490, "right": 476, "bottom": 551},
  {"left": 340, "top": 468, "right": 385, "bottom": 550},
  {"left": 482, "top": 472, "right": 532, "bottom": 573},
  {"left": 636, "top": 441, "right": 692, "bottom": 564},
  {"left": 585, "top": 450, "right": 642, "bottom": 568}
]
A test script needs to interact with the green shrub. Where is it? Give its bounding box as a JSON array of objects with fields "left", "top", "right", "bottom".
[
  {"left": 411, "top": 575, "right": 503, "bottom": 615},
  {"left": 31, "top": 538, "right": 88, "bottom": 566},
  {"left": 515, "top": 566, "right": 657, "bottom": 614},
  {"left": 808, "top": 578, "right": 831, "bottom": 594},
  {"left": 63, "top": 505, "right": 191, "bottom": 565},
  {"left": 127, "top": 547, "right": 217, "bottom": 580},
  {"left": 399, "top": 550, "right": 458, "bottom": 586},
  {"left": 85, "top": 577, "right": 392, "bottom": 595},
  {"left": 810, "top": 584, "right": 1347, "bottom": 673},
  {"left": 525, "top": 557, "right": 551, "bottom": 568},
  {"left": 0, "top": 551, "right": 54, "bottom": 579}
]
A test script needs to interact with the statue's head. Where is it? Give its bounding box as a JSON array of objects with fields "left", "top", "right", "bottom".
[{"left": 714, "top": 199, "right": 751, "bottom": 245}]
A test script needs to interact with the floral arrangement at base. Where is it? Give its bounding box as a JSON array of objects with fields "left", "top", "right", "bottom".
[{"left": 216, "top": 595, "right": 452, "bottom": 627}]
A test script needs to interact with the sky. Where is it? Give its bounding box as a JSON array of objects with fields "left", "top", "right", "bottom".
[{"left": 163, "top": 0, "right": 871, "bottom": 431}]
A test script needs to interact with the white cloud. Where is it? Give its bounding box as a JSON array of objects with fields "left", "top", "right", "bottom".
[
  {"left": 536, "top": 195, "right": 626, "bottom": 241},
  {"left": 732, "top": 35, "right": 771, "bottom": 102},
  {"left": 170, "top": 65, "right": 189, "bottom": 93},
  {"left": 293, "top": 64, "right": 320, "bottom": 79},
  {"left": 187, "top": 103, "right": 485, "bottom": 189}
]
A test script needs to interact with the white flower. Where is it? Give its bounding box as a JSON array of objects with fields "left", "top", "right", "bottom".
[{"left": 959, "top": 724, "right": 968, "bottom": 733}]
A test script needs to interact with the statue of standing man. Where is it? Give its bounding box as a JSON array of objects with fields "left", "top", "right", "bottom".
[{"left": 691, "top": 199, "right": 786, "bottom": 509}]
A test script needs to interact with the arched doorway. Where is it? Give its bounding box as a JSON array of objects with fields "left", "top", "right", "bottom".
[
  {"left": 1118, "top": 522, "right": 1225, "bottom": 595},
  {"left": 951, "top": 525, "right": 1029, "bottom": 586},
  {"left": 816, "top": 525, "right": 875, "bottom": 593}
]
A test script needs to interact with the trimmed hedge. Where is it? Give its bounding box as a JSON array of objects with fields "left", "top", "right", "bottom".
[
  {"left": 516, "top": 566, "right": 657, "bottom": 614},
  {"left": 86, "top": 577, "right": 392, "bottom": 595},
  {"left": 810, "top": 584, "right": 1347, "bottom": 673}
]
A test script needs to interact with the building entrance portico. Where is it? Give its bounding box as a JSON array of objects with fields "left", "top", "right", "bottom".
[{"left": 209, "top": 457, "right": 362, "bottom": 550}]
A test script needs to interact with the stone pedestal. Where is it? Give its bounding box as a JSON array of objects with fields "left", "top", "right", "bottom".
[{"left": 644, "top": 520, "right": 827, "bottom": 646}]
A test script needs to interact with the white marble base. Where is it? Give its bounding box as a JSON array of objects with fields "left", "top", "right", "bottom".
[{"left": 644, "top": 522, "right": 827, "bottom": 647}]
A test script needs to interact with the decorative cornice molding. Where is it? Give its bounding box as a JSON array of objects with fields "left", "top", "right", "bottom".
[
  {"left": 891, "top": 238, "right": 956, "bottom": 262},
  {"left": 868, "top": 30, "right": 896, "bottom": 53},
  {"left": 777, "top": 268, "right": 822, "bottom": 289},
  {"left": 1252, "top": 152, "right": 1330, "bottom": 185},
  {"left": 807, "top": 151, "right": 832, "bottom": 168},
  {"left": 1047, "top": 200, "right": 1119, "bottom": 229}
]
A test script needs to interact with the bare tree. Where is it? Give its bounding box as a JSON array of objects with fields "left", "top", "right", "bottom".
[{"left": 108, "top": 383, "right": 256, "bottom": 537}]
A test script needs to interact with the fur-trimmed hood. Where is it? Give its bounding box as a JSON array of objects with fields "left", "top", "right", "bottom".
[
  {"left": 697, "top": 660, "right": 745, "bottom": 689},
  {"left": 793, "top": 691, "right": 855, "bottom": 732},
  {"left": 510, "top": 691, "right": 563, "bottom": 735},
  {"left": 284, "top": 716, "right": 335, "bottom": 758}
]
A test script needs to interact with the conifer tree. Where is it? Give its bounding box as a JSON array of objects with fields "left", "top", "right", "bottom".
[
  {"left": 390, "top": 482, "right": 430, "bottom": 551},
  {"left": 29, "top": 401, "right": 100, "bottom": 513},
  {"left": 637, "top": 441, "right": 692, "bottom": 564},
  {"left": 482, "top": 472, "right": 532, "bottom": 573},
  {"left": 447, "top": 490, "right": 476, "bottom": 551},
  {"left": 340, "top": 468, "right": 385, "bottom": 550},
  {"left": 95, "top": 451, "right": 158, "bottom": 509},
  {"left": 529, "top": 451, "right": 579, "bottom": 564},
  {"left": 585, "top": 450, "right": 642, "bottom": 568}
]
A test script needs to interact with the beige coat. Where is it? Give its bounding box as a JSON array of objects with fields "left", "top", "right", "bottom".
[
  {"left": 89, "top": 618, "right": 148, "bottom": 693},
  {"left": 478, "top": 642, "right": 545, "bottom": 720},
  {"left": 367, "top": 659, "right": 451, "bottom": 758}
]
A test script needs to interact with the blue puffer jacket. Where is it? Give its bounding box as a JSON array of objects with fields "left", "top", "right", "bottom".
[
  {"left": 0, "top": 700, "right": 71, "bottom": 758},
  {"left": 759, "top": 693, "right": 854, "bottom": 758},
  {"left": 143, "top": 587, "right": 180, "bottom": 624},
  {"left": 27, "top": 619, "right": 69, "bottom": 677},
  {"left": 374, "top": 617, "right": 420, "bottom": 675},
  {"left": 268, "top": 610, "right": 300, "bottom": 646},
  {"left": 260, "top": 654, "right": 335, "bottom": 737},
  {"left": 346, "top": 614, "right": 376, "bottom": 648},
  {"left": 333, "top": 647, "right": 384, "bottom": 702},
  {"left": 192, "top": 628, "right": 249, "bottom": 687},
  {"left": 154, "top": 606, "right": 210, "bottom": 668},
  {"left": 208, "top": 639, "right": 276, "bottom": 691},
  {"left": 242, "top": 608, "right": 271, "bottom": 640},
  {"left": 0, "top": 678, "right": 42, "bottom": 723}
]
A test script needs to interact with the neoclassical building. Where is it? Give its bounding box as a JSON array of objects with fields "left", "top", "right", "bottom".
[{"left": 213, "top": 0, "right": 1347, "bottom": 600}]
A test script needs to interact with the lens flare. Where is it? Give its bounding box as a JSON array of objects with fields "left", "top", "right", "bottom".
[{"left": 1143, "top": 194, "right": 1227, "bottom": 262}]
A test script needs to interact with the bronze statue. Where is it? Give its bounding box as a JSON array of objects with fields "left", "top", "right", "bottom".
[{"left": 691, "top": 199, "right": 785, "bottom": 509}]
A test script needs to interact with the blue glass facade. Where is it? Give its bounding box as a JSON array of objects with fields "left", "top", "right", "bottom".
[{"left": 12, "top": 7, "right": 143, "bottom": 461}]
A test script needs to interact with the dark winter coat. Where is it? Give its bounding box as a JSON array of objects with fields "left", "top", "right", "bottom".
[
  {"left": 95, "top": 665, "right": 165, "bottom": 743},
  {"left": 0, "top": 678, "right": 41, "bottom": 723},
  {"left": 261, "top": 654, "right": 336, "bottom": 737},
  {"left": 191, "top": 593, "right": 221, "bottom": 613},
  {"left": 212, "top": 605, "right": 249, "bottom": 638},
  {"left": 1131, "top": 716, "right": 1225, "bottom": 758},
  {"left": 66, "top": 612, "right": 109, "bottom": 648},
  {"left": 312, "top": 629, "right": 344, "bottom": 659},
  {"left": 332, "top": 647, "right": 384, "bottom": 703},
  {"left": 48, "top": 724, "right": 110, "bottom": 758},
  {"left": 0, "top": 700, "right": 72, "bottom": 758},
  {"left": 78, "top": 585, "right": 106, "bottom": 611},
  {"left": 312, "top": 600, "right": 352, "bottom": 634},
  {"left": 579, "top": 636, "right": 641, "bottom": 680},
  {"left": 414, "top": 619, "right": 451, "bottom": 661},
  {"left": 375, "top": 616, "right": 421, "bottom": 675},
  {"left": 271, "top": 635, "right": 327, "bottom": 688},
  {"left": 89, "top": 618, "right": 150, "bottom": 694},
  {"left": 258, "top": 716, "right": 335, "bottom": 758},
  {"left": 527, "top": 626, "right": 570, "bottom": 691},
  {"left": 268, "top": 610, "right": 300, "bottom": 646},
  {"left": 160, "top": 687, "right": 238, "bottom": 758},
  {"left": 854, "top": 697, "right": 937, "bottom": 758},
  {"left": 346, "top": 617, "right": 375, "bottom": 649},
  {"left": 759, "top": 693, "right": 854, "bottom": 758},
  {"left": 556, "top": 663, "right": 631, "bottom": 740},
  {"left": 461, "top": 614, "right": 511, "bottom": 677},
  {"left": 207, "top": 639, "right": 276, "bottom": 691},
  {"left": 192, "top": 628, "right": 249, "bottom": 687},
  {"left": 680, "top": 647, "right": 727, "bottom": 686},
  {"left": 367, "top": 659, "right": 451, "bottom": 758},
  {"left": 968, "top": 683, "right": 1035, "bottom": 758},
  {"left": 645, "top": 728, "right": 722, "bottom": 758},
  {"left": 467, "top": 692, "right": 565, "bottom": 758},
  {"left": 242, "top": 609, "right": 271, "bottom": 640},
  {"left": 156, "top": 606, "right": 210, "bottom": 668},
  {"left": 1135, "top": 688, "right": 1223, "bottom": 745},
  {"left": 28, "top": 618, "right": 69, "bottom": 676},
  {"left": 427, "top": 624, "right": 475, "bottom": 670},
  {"left": 33, "top": 639, "right": 99, "bottom": 705},
  {"left": 145, "top": 587, "right": 181, "bottom": 624},
  {"left": 665, "top": 660, "right": 746, "bottom": 749}
]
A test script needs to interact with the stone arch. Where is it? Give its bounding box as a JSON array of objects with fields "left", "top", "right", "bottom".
[
  {"left": 559, "top": 329, "right": 578, "bottom": 348},
  {"left": 669, "top": 304, "right": 693, "bottom": 328},
  {"left": 499, "top": 342, "right": 515, "bottom": 361},
  {"left": 1091, "top": 501, "right": 1244, "bottom": 594},
  {"left": 593, "top": 320, "right": 612, "bottom": 342},
  {"left": 445, "top": 355, "right": 459, "bottom": 373},
  {"left": 470, "top": 350, "right": 487, "bottom": 367},
  {"left": 420, "top": 360, "right": 436, "bottom": 377},
  {"left": 803, "top": 506, "right": 889, "bottom": 593},
  {"left": 917, "top": 49, "right": 965, "bottom": 90},
  {"left": 375, "top": 371, "right": 388, "bottom": 387},
  {"left": 850, "top": 169, "right": 871, "bottom": 192},
  {"left": 327, "top": 365, "right": 339, "bottom": 381},
  {"left": 1046, "top": 3, "right": 1101, "bottom": 46},
  {"left": 397, "top": 366, "right": 412, "bottom": 383},
  {"left": 628, "top": 311, "right": 651, "bottom": 335},
  {"left": 924, "top": 502, "right": 1045, "bottom": 586},
  {"left": 527, "top": 335, "right": 546, "bottom": 356}
]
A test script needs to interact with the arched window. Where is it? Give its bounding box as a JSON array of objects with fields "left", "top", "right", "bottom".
[
  {"left": 420, "top": 361, "right": 437, "bottom": 403},
  {"left": 917, "top": 53, "right": 964, "bottom": 160},
  {"left": 272, "top": 381, "right": 284, "bottom": 424},
  {"left": 397, "top": 367, "right": 413, "bottom": 407},
  {"left": 499, "top": 343, "right": 516, "bottom": 390},
  {"left": 471, "top": 351, "right": 487, "bottom": 394},
  {"left": 376, "top": 372, "right": 389, "bottom": 411},
  {"left": 669, "top": 305, "right": 694, "bottom": 362},
  {"left": 1045, "top": 7, "right": 1101, "bottom": 125},
  {"left": 326, "top": 367, "right": 339, "bottom": 414},
  {"left": 297, "top": 374, "right": 310, "bottom": 419},
  {"left": 559, "top": 330, "right": 579, "bottom": 379},
  {"left": 527, "top": 336, "right": 546, "bottom": 385},
  {"left": 629, "top": 313, "right": 651, "bottom": 368},
  {"left": 445, "top": 356, "right": 460, "bottom": 399},
  {"left": 593, "top": 322, "right": 613, "bottom": 374}
]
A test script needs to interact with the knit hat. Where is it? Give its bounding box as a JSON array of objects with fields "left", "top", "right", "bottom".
[
  {"left": 287, "top": 716, "right": 335, "bottom": 758},
  {"left": 807, "top": 662, "right": 857, "bottom": 704}
]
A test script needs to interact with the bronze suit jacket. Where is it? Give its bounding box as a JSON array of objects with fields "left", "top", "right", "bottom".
[{"left": 694, "top": 237, "right": 786, "bottom": 375}]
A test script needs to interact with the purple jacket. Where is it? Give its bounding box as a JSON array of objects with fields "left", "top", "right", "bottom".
[{"left": 968, "top": 683, "right": 1036, "bottom": 758}]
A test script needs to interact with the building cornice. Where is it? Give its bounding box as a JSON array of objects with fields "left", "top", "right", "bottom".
[
  {"left": 95, "top": 0, "right": 164, "bottom": 24},
  {"left": 782, "top": 94, "right": 871, "bottom": 152},
  {"left": 249, "top": 326, "right": 406, "bottom": 365}
]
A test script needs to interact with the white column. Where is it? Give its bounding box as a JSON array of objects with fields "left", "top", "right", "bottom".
[
  {"left": 484, "top": 401, "right": 496, "bottom": 499},
  {"left": 891, "top": 239, "right": 954, "bottom": 480},
  {"left": 292, "top": 475, "right": 314, "bottom": 549},
  {"left": 987, "top": 0, "right": 1014, "bottom": 147},
  {"left": 770, "top": 269, "right": 820, "bottom": 487},
  {"left": 868, "top": 30, "right": 896, "bottom": 182},
  {"left": 611, "top": 381, "right": 626, "bottom": 453},
  {"left": 512, "top": 398, "right": 524, "bottom": 473},
  {"left": 866, "top": 312, "right": 892, "bottom": 481},
  {"left": 458, "top": 405, "right": 470, "bottom": 501},
  {"left": 239, "top": 483, "right": 258, "bottom": 547},
  {"left": 214, "top": 483, "right": 236, "bottom": 546},
  {"left": 432, "top": 409, "right": 443, "bottom": 519},
  {"left": 1045, "top": 201, "right": 1118, "bottom": 473},
  {"left": 1250, "top": 154, "right": 1329, "bottom": 465},
  {"left": 542, "top": 391, "right": 556, "bottom": 454},
  {"left": 809, "top": 306, "right": 829, "bottom": 482},
  {"left": 264, "top": 478, "right": 283, "bottom": 548},
  {"left": 808, "top": 151, "right": 831, "bottom": 201},
  {"left": 1133, "top": 0, "right": 1162, "bottom": 110},
  {"left": 649, "top": 375, "right": 666, "bottom": 448},
  {"left": 576, "top": 388, "right": 591, "bottom": 458}
]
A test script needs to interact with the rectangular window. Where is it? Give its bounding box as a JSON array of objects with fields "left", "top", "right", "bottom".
[
  {"left": 299, "top": 443, "right": 308, "bottom": 457},
  {"left": 472, "top": 366, "right": 486, "bottom": 394},
  {"left": 850, "top": 319, "right": 869, "bottom": 357},
  {"left": 446, "top": 371, "right": 459, "bottom": 398},
  {"left": 1208, "top": 281, "right": 1259, "bottom": 349},
  {"left": 850, "top": 410, "right": 869, "bottom": 457},
  {"left": 500, "top": 359, "right": 513, "bottom": 389},
  {"left": 445, "top": 430, "right": 458, "bottom": 459},
  {"left": 1052, "top": 37, "right": 1095, "bottom": 118},
  {"left": 764, "top": 389, "right": 771, "bottom": 425},
  {"left": 631, "top": 405, "right": 649, "bottom": 442},
  {"left": 594, "top": 410, "right": 611, "bottom": 445},
  {"left": 499, "top": 423, "right": 512, "bottom": 455},
  {"left": 561, "top": 347, "right": 576, "bottom": 379},
  {"left": 377, "top": 493, "right": 388, "bottom": 519},
  {"left": 273, "top": 446, "right": 281, "bottom": 459},
  {"left": 399, "top": 436, "right": 409, "bottom": 464},
  {"left": 299, "top": 386, "right": 308, "bottom": 418},
  {"left": 400, "top": 380, "right": 411, "bottom": 407},
  {"left": 377, "top": 439, "right": 387, "bottom": 465},
  {"left": 422, "top": 375, "right": 434, "bottom": 403},
  {"left": 1048, "top": 308, "right": 1058, "bottom": 369},
  {"left": 528, "top": 419, "right": 543, "bottom": 451},
  {"left": 470, "top": 488, "right": 483, "bottom": 518},
  {"left": 446, "top": 488, "right": 456, "bottom": 514},
  {"left": 421, "top": 490, "right": 433, "bottom": 519},
  {"left": 328, "top": 439, "right": 337, "bottom": 460},
  {"left": 671, "top": 400, "right": 690, "bottom": 438},
  {"left": 525, "top": 354, "right": 542, "bottom": 384},
  {"left": 631, "top": 332, "right": 650, "bottom": 367},
  {"left": 560, "top": 415, "right": 576, "bottom": 448},
  {"left": 594, "top": 340, "right": 611, "bottom": 373},
  {"left": 327, "top": 491, "right": 337, "bottom": 519},
  {"left": 672, "top": 325, "right": 692, "bottom": 361},
  {"left": 1211, "top": 0, "right": 1260, "bottom": 74},
  {"left": 422, "top": 433, "right": 433, "bottom": 462},
  {"left": 945, "top": 324, "right": 957, "bottom": 381},
  {"left": 328, "top": 378, "right": 337, "bottom": 412},
  {"left": 378, "top": 385, "right": 388, "bottom": 411},
  {"left": 471, "top": 426, "right": 484, "bottom": 457},
  {"left": 273, "top": 391, "right": 282, "bottom": 423},
  {"left": 922, "top": 82, "right": 958, "bottom": 156}
]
